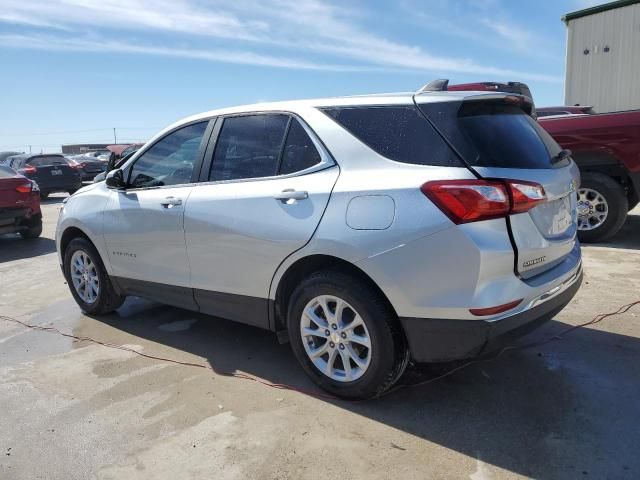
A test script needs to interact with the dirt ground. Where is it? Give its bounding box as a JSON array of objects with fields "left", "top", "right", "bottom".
[{"left": 1, "top": 194, "right": 639, "bottom": 480}]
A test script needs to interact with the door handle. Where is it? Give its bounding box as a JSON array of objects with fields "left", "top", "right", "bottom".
[
  {"left": 274, "top": 189, "right": 308, "bottom": 203},
  {"left": 160, "top": 196, "right": 182, "bottom": 208}
]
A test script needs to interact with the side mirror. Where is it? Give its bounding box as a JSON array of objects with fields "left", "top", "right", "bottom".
[{"left": 105, "top": 169, "right": 126, "bottom": 189}]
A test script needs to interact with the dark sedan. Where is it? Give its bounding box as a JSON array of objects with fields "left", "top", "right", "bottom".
[
  {"left": 67, "top": 155, "right": 108, "bottom": 181},
  {"left": 2, "top": 154, "right": 82, "bottom": 199}
]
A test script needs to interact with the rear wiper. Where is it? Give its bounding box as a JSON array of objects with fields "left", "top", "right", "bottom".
[{"left": 551, "top": 149, "right": 572, "bottom": 165}]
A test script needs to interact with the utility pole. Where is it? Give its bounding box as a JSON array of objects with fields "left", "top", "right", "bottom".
[
  {"left": 29, "top": 145, "right": 32, "bottom": 153},
  {"left": 113, "top": 127, "right": 117, "bottom": 144}
]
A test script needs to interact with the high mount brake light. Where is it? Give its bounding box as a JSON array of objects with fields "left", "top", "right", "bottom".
[{"left": 421, "top": 179, "right": 546, "bottom": 224}]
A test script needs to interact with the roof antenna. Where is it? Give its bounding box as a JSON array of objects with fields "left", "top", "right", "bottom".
[{"left": 418, "top": 79, "right": 449, "bottom": 92}]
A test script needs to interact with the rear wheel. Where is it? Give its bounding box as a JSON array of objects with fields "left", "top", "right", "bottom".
[
  {"left": 63, "top": 237, "right": 125, "bottom": 315},
  {"left": 577, "top": 172, "right": 628, "bottom": 243},
  {"left": 287, "top": 270, "right": 408, "bottom": 399},
  {"left": 19, "top": 218, "right": 42, "bottom": 239}
]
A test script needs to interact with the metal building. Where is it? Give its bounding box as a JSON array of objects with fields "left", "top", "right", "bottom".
[
  {"left": 61, "top": 143, "right": 110, "bottom": 154},
  {"left": 563, "top": 0, "right": 640, "bottom": 113}
]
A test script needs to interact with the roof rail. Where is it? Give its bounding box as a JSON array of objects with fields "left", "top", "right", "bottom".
[{"left": 418, "top": 79, "right": 449, "bottom": 92}]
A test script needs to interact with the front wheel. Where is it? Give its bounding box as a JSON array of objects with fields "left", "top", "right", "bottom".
[
  {"left": 287, "top": 270, "right": 408, "bottom": 399},
  {"left": 63, "top": 237, "right": 125, "bottom": 315},
  {"left": 577, "top": 172, "right": 628, "bottom": 243}
]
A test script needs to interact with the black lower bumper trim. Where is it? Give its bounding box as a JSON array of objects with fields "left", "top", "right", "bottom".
[{"left": 399, "top": 270, "right": 583, "bottom": 363}]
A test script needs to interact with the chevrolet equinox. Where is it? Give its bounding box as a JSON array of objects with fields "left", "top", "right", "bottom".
[{"left": 56, "top": 88, "right": 583, "bottom": 399}]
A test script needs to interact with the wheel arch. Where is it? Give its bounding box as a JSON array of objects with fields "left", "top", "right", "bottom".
[
  {"left": 272, "top": 254, "right": 398, "bottom": 332},
  {"left": 572, "top": 151, "right": 637, "bottom": 208},
  {"left": 59, "top": 226, "right": 93, "bottom": 258}
]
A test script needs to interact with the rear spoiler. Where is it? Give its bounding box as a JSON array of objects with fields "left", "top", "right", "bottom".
[{"left": 459, "top": 93, "right": 536, "bottom": 117}]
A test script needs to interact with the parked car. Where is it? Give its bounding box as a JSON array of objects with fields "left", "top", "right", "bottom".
[
  {"left": 93, "top": 149, "right": 140, "bottom": 183},
  {"left": 3, "top": 154, "right": 82, "bottom": 199},
  {"left": 83, "top": 150, "right": 112, "bottom": 159},
  {"left": 539, "top": 110, "right": 640, "bottom": 242},
  {"left": 0, "top": 165, "right": 42, "bottom": 238},
  {"left": 537, "top": 106, "right": 596, "bottom": 118},
  {"left": 56, "top": 89, "right": 582, "bottom": 399},
  {"left": 0, "top": 151, "right": 22, "bottom": 163},
  {"left": 68, "top": 154, "right": 108, "bottom": 181}
]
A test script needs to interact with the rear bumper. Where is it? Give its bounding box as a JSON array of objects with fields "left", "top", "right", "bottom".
[
  {"left": 399, "top": 267, "right": 583, "bottom": 363},
  {"left": 0, "top": 209, "right": 41, "bottom": 235}
]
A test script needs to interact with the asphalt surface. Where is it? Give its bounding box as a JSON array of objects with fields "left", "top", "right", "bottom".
[{"left": 1, "top": 194, "right": 639, "bottom": 479}]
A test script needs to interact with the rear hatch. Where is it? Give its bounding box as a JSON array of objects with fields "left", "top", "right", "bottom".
[
  {"left": 28, "top": 155, "right": 79, "bottom": 187},
  {"left": 416, "top": 94, "right": 579, "bottom": 278}
]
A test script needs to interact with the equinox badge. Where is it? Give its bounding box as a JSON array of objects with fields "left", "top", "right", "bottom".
[{"left": 523, "top": 256, "right": 546, "bottom": 268}]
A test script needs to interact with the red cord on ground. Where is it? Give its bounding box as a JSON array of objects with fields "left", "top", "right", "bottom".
[{"left": 1, "top": 299, "right": 638, "bottom": 401}]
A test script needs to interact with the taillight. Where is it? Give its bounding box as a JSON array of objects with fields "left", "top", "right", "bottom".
[
  {"left": 508, "top": 181, "right": 546, "bottom": 213},
  {"left": 421, "top": 179, "right": 546, "bottom": 224},
  {"left": 70, "top": 162, "right": 83, "bottom": 170},
  {"left": 421, "top": 180, "right": 509, "bottom": 224},
  {"left": 19, "top": 166, "right": 37, "bottom": 175},
  {"left": 15, "top": 183, "right": 33, "bottom": 193}
]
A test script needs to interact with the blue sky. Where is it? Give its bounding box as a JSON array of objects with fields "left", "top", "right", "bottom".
[{"left": 0, "top": 0, "right": 600, "bottom": 153}]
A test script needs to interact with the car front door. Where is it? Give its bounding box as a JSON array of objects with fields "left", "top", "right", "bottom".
[
  {"left": 102, "top": 121, "right": 211, "bottom": 307},
  {"left": 184, "top": 114, "right": 339, "bottom": 328}
]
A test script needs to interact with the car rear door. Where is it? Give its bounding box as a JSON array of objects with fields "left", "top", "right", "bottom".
[
  {"left": 184, "top": 114, "right": 338, "bottom": 328},
  {"left": 417, "top": 96, "right": 580, "bottom": 279}
]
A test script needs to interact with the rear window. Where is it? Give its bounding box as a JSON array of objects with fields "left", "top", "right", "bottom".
[
  {"left": 457, "top": 103, "right": 561, "bottom": 169},
  {"left": 27, "top": 156, "right": 68, "bottom": 167},
  {"left": 321, "top": 106, "right": 462, "bottom": 167}
]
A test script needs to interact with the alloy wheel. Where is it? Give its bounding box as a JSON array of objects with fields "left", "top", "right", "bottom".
[
  {"left": 577, "top": 187, "right": 609, "bottom": 231},
  {"left": 300, "top": 295, "right": 372, "bottom": 382},
  {"left": 70, "top": 250, "right": 100, "bottom": 304}
]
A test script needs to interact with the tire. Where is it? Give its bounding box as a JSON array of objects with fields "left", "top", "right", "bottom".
[
  {"left": 577, "top": 172, "right": 628, "bottom": 243},
  {"left": 63, "top": 237, "right": 125, "bottom": 315},
  {"left": 40, "top": 192, "right": 49, "bottom": 200},
  {"left": 19, "top": 218, "right": 42, "bottom": 239},
  {"left": 287, "top": 269, "right": 408, "bottom": 400}
]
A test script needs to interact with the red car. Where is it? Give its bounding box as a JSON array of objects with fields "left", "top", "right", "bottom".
[
  {"left": 539, "top": 111, "right": 640, "bottom": 242},
  {"left": 0, "top": 165, "right": 42, "bottom": 239}
]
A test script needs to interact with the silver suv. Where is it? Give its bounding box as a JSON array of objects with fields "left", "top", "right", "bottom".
[{"left": 56, "top": 88, "right": 582, "bottom": 399}]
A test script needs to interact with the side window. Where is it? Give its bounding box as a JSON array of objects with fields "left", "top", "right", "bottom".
[
  {"left": 209, "top": 115, "right": 288, "bottom": 181},
  {"left": 128, "top": 121, "right": 208, "bottom": 188},
  {"left": 279, "top": 118, "right": 322, "bottom": 175},
  {"left": 322, "top": 106, "right": 462, "bottom": 167}
]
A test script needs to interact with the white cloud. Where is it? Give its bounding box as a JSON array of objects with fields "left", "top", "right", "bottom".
[{"left": 0, "top": 0, "right": 562, "bottom": 83}]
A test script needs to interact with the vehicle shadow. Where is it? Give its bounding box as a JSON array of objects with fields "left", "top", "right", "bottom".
[
  {"left": 588, "top": 210, "right": 640, "bottom": 250},
  {"left": 40, "top": 195, "right": 68, "bottom": 205},
  {"left": 0, "top": 236, "right": 57, "bottom": 262},
  {"left": 89, "top": 299, "right": 640, "bottom": 479}
]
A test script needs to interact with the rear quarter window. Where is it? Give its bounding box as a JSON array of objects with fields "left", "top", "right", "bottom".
[{"left": 321, "top": 106, "right": 462, "bottom": 167}]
